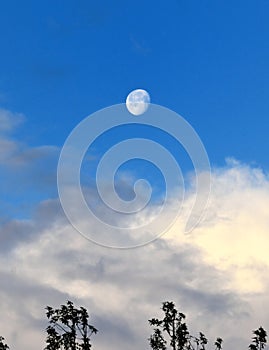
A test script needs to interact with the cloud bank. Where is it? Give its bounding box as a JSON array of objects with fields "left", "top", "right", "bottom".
[{"left": 0, "top": 109, "right": 269, "bottom": 350}]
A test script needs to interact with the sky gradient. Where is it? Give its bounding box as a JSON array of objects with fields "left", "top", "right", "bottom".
[{"left": 0, "top": 1, "right": 269, "bottom": 349}]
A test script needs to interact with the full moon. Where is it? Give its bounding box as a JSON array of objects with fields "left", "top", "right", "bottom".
[{"left": 126, "top": 89, "right": 150, "bottom": 116}]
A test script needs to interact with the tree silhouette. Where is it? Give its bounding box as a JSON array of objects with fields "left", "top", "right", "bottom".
[
  {"left": 249, "top": 327, "right": 267, "bottom": 350},
  {"left": 0, "top": 300, "right": 268, "bottom": 349},
  {"left": 149, "top": 301, "right": 223, "bottom": 350},
  {"left": 0, "top": 336, "right": 9, "bottom": 350},
  {"left": 44, "top": 300, "right": 98, "bottom": 350}
]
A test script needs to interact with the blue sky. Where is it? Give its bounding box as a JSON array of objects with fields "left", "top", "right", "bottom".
[
  {"left": 1, "top": 0, "right": 269, "bottom": 166},
  {"left": 1, "top": 2, "right": 269, "bottom": 350}
]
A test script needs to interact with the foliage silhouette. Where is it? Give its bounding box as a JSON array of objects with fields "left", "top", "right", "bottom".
[
  {"left": 0, "top": 300, "right": 268, "bottom": 349},
  {"left": 0, "top": 336, "right": 9, "bottom": 350},
  {"left": 148, "top": 301, "right": 223, "bottom": 350},
  {"left": 44, "top": 300, "right": 98, "bottom": 350},
  {"left": 149, "top": 301, "right": 268, "bottom": 350},
  {"left": 249, "top": 327, "right": 267, "bottom": 350}
]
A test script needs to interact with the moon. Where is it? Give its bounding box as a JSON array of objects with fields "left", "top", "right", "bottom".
[{"left": 126, "top": 89, "right": 150, "bottom": 116}]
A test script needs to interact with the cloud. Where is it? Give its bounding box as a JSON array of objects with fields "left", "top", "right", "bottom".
[
  {"left": 0, "top": 108, "right": 24, "bottom": 134},
  {"left": 0, "top": 108, "right": 59, "bottom": 221},
  {"left": 0, "top": 138, "right": 18, "bottom": 163},
  {"left": 1, "top": 157, "right": 269, "bottom": 349}
]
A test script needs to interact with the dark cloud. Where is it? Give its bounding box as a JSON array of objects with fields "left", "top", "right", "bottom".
[{"left": 0, "top": 219, "right": 35, "bottom": 252}]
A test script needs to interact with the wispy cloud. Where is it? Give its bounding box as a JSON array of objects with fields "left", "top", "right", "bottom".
[
  {"left": 0, "top": 109, "right": 59, "bottom": 221},
  {"left": 0, "top": 108, "right": 24, "bottom": 134}
]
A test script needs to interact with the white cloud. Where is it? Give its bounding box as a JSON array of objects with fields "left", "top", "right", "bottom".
[
  {"left": 0, "top": 158, "right": 269, "bottom": 349},
  {"left": 0, "top": 108, "right": 24, "bottom": 133},
  {"left": 0, "top": 108, "right": 267, "bottom": 348}
]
